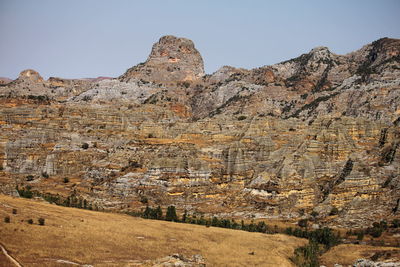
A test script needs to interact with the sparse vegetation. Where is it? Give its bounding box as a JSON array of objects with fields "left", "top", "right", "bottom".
[
  {"left": 140, "top": 196, "right": 148, "bottom": 204},
  {"left": 63, "top": 177, "right": 70, "bottom": 183},
  {"left": 310, "top": 211, "right": 319, "bottom": 219},
  {"left": 16, "top": 185, "right": 33, "bottom": 198},
  {"left": 298, "top": 219, "right": 308, "bottom": 228},
  {"left": 12, "top": 208, "right": 17, "bottom": 214},
  {"left": 329, "top": 207, "right": 339, "bottom": 216},
  {"left": 288, "top": 227, "right": 341, "bottom": 266},
  {"left": 0, "top": 194, "right": 305, "bottom": 266},
  {"left": 366, "top": 221, "right": 387, "bottom": 238},
  {"left": 291, "top": 240, "right": 320, "bottom": 267},
  {"left": 81, "top": 143, "right": 89, "bottom": 149},
  {"left": 38, "top": 217, "right": 45, "bottom": 226},
  {"left": 27, "top": 218, "right": 33, "bottom": 224},
  {"left": 4, "top": 216, "right": 10, "bottom": 223}
]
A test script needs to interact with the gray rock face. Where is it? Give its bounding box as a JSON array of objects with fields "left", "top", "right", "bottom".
[
  {"left": 0, "top": 36, "right": 399, "bottom": 228},
  {"left": 70, "top": 78, "right": 163, "bottom": 104},
  {"left": 353, "top": 258, "right": 400, "bottom": 267},
  {"left": 120, "top": 35, "right": 205, "bottom": 83}
]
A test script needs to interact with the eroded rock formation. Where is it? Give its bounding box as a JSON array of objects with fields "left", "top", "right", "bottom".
[{"left": 0, "top": 36, "right": 399, "bottom": 227}]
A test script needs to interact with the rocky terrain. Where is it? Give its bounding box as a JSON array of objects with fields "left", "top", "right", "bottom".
[{"left": 0, "top": 35, "right": 399, "bottom": 228}]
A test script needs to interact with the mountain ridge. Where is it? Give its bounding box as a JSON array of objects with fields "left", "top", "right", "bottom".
[{"left": 0, "top": 35, "right": 399, "bottom": 228}]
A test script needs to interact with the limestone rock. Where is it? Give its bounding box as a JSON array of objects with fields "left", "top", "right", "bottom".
[
  {"left": 0, "top": 36, "right": 399, "bottom": 228},
  {"left": 120, "top": 35, "right": 205, "bottom": 83},
  {"left": 18, "top": 69, "right": 44, "bottom": 83}
]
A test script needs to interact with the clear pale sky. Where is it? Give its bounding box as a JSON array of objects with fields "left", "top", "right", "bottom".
[{"left": 0, "top": 0, "right": 399, "bottom": 79}]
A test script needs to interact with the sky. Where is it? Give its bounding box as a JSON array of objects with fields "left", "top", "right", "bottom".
[{"left": 0, "top": 0, "right": 399, "bottom": 79}]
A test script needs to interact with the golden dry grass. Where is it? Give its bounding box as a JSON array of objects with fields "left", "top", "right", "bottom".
[
  {"left": 0, "top": 194, "right": 307, "bottom": 266},
  {"left": 320, "top": 244, "right": 400, "bottom": 266}
]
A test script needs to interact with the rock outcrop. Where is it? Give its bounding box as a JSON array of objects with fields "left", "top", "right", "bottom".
[
  {"left": 119, "top": 35, "right": 205, "bottom": 83},
  {"left": 0, "top": 36, "right": 399, "bottom": 228}
]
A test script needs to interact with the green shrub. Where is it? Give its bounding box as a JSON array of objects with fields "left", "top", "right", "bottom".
[
  {"left": 4, "top": 216, "right": 10, "bottom": 223},
  {"left": 357, "top": 231, "right": 364, "bottom": 241},
  {"left": 27, "top": 219, "right": 33, "bottom": 224},
  {"left": 369, "top": 227, "right": 383, "bottom": 238},
  {"left": 310, "top": 211, "right": 319, "bottom": 219},
  {"left": 329, "top": 207, "right": 339, "bottom": 216},
  {"left": 298, "top": 219, "right": 308, "bottom": 228},
  {"left": 16, "top": 186, "right": 33, "bottom": 198},
  {"left": 291, "top": 240, "right": 320, "bottom": 267},
  {"left": 63, "top": 178, "right": 69, "bottom": 183},
  {"left": 81, "top": 143, "right": 89, "bottom": 149},
  {"left": 12, "top": 208, "right": 17, "bottom": 214},
  {"left": 237, "top": 115, "right": 247, "bottom": 121},
  {"left": 38, "top": 218, "right": 45, "bottom": 226}
]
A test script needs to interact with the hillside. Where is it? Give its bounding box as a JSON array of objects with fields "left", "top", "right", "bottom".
[
  {"left": 0, "top": 36, "right": 399, "bottom": 229},
  {"left": 0, "top": 194, "right": 306, "bottom": 266}
]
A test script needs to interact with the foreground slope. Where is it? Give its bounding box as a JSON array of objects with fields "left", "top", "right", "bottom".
[{"left": 0, "top": 194, "right": 306, "bottom": 266}]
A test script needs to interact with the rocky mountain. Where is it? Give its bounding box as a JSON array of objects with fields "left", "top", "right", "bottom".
[
  {"left": 119, "top": 35, "right": 205, "bottom": 83},
  {"left": 0, "top": 36, "right": 399, "bottom": 228}
]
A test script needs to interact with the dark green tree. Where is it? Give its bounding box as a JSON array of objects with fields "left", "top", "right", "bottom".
[
  {"left": 166, "top": 206, "right": 178, "bottom": 221},
  {"left": 143, "top": 206, "right": 151, "bottom": 219},
  {"left": 256, "top": 221, "right": 268, "bottom": 233},
  {"left": 155, "top": 206, "right": 163, "bottom": 220},
  {"left": 212, "top": 216, "right": 220, "bottom": 227},
  {"left": 182, "top": 210, "right": 188, "bottom": 223}
]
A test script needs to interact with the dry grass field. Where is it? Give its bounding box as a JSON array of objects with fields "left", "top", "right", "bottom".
[
  {"left": 320, "top": 244, "right": 400, "bottom": 266},
  {"left": 0, "top": 194, "right": 307, "bottom": 266}
]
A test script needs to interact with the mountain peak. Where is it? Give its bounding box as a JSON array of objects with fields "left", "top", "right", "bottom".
[
  {"left": 308, "top": 46, "right": 332, "bottom": 61},
  {"left": 120, "top": 35, "right": 204, "bottom": 83},
  {"left": 18, "top": 69, "right": 44, "bottom": 83}
]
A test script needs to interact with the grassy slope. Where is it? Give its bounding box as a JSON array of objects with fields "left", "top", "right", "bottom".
[
  {"left": 0, "top": 194, "right": 306, "bottom": 266},
  {"left": 320, "top": 244, "right": 400, "bottom": 266}
]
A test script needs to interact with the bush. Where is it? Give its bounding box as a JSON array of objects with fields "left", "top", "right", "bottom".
[
  {"left": 12, "top": 209, "right": 17, "bottom": 214},
  {"left": 81, "top": 143, "right": 89, "bottom": 149},
  {"left": 27, "top": 219, "right": 33, "bottom": 224},
  {"left": 4, "top": 216, "right": 10, "bottom": 223},
  {"left": 310, "top": 211, "right": 319, "bottom": 219},
  {"left": 16, "top": 186, "right": 33, "bottom": 199},
  {"left": 237, "top": 115, "right": 247, "bottom": 121},
  {"left": 392, "top": 219, "right": 400, "bottom": 228},
  {"left": 369, "top": 227, "right": 383, "bottom": 238},
  {"left": 38, "top": 218, "right": 45, "bottom": 226},
  {"left": 26, "top": 175, "right": 34, "bottom": 181},
  {"left": 41, "top": 172, "right": 49, "bottom": 178},
  {"left": 329, "top": 207, "right": 339, "bottom": 216},
  {"left": 310, "top": 227, "right": 340, "bottom": 248},
  {"left": 140, "top": 196, "right": 148, "bottom": 204},
  {"left": 298, "top": 219, "right": 308, "bottom": 228},
  {"left": 291, "top": 240, "right": 320, "bottom": 267},
  {"left": 63, "top": 178, "right": 69, "bottom": 183},
  {"left": 357, "top": 231, "right": 364, "bottom": 241}
]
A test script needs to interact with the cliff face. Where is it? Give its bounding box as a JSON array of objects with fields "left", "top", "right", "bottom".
[{"left": 0, "top": 36, "right": 399, "bottom": 227}]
